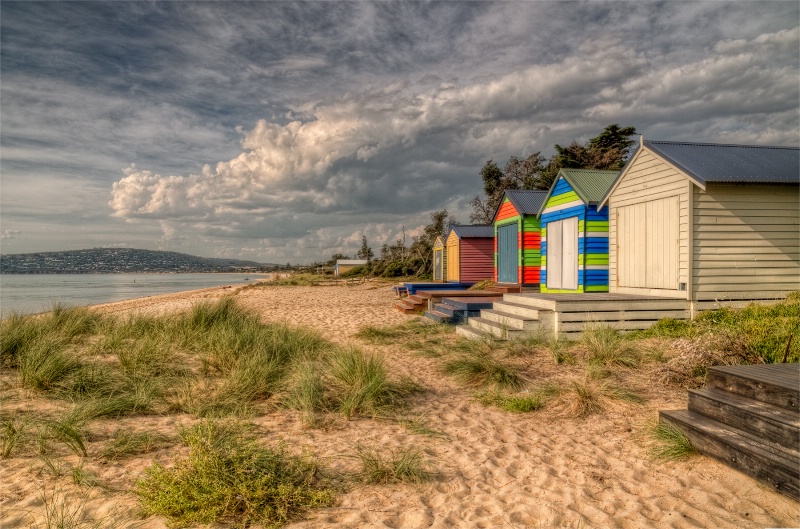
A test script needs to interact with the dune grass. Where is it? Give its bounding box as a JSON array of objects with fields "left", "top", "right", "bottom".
[
  {"left": 442, "top": 349, "right": 524, "bottom": 390},
  {"left": 582, "top": 324, "right": 641, "bottom": 369},
  {"left": 650, "top": 421, "right": 698, "bottom": 461},
  {"left": 353, "top": 444, "right": 436, "bottom": 484},
  {"left": 136, "top": 420, "right": 335, "bottom": 529},
  {"left": 475, "top": 390, "right": 544, "bottom": 413},
  {"left": 101, "top": 429, "right": 171, "bottom": 461}
]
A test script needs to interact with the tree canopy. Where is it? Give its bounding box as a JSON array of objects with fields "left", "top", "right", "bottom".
[{"left": 470, "top": 124, "right": 637, "bottom": 223}]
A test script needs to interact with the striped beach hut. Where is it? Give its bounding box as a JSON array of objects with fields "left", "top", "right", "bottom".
[
  {"left": 445, "top": 225, "right": 495, "bottom": 284},
  {"left": 599, "top": 139, "right": 800, "bottom": 302},
  {"left": 539, "top": 169, "right": 619, "bottom": 293},
  {"left": 432, "top": 235, "right": 447, "bottom": 282},
  {"left": 493, "top": 190, "right": 548, "bottom": 287}
]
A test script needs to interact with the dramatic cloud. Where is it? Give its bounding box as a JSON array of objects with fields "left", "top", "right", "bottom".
[{"left": 2, "top": 2, "right": 798, "bottom": 261}]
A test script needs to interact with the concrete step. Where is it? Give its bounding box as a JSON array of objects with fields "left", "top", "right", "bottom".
[
  {"left": 689, "top": 387, "right": 800, "bottom": 449},
  {"left": 660, "top": 409, "right": 799, "bottom": 501},
  {"left": 480, "top": 309, "right": 539, "bottom": 330},
  {"left": 467, "top": 317, "right": 525, "bottom": 339},
  {"left": 434, "top": 303, "right": 460, "bottom": 317}
]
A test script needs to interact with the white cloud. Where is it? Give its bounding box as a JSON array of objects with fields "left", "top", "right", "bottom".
[{"left": 1, "top": 229, "right": 22, "bottom": 240}]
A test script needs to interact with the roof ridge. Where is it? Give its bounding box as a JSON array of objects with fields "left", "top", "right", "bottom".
[{"left": 645, "top": 140, "right": 800, "bottom": 150}]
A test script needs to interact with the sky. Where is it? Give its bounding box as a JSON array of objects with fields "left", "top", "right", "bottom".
[{"left": 1, "top": 1, "right": 798, "bottom": 264}]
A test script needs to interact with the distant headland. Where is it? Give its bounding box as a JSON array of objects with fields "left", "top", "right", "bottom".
[{"left": 0, "top": 248, "right": 278, "bottom": 274}]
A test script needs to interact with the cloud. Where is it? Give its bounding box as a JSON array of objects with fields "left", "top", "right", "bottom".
[{"left": 1, "top": 229, "right": 22, "bottom": 240}]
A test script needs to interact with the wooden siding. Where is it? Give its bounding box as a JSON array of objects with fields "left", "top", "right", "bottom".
[
  {"left": 692, "top": 183, "right": 800, "bottom": 300},
  {"left": 446, "top": 230, "right": 460, "bottom": 282},
  {"left": 459, "top": 237, "right": 495, "bottom": 282},
  {"left": 608, "top": 149, "right": 689, "bottom": 298},
  {"left": 496, "top": 198, "right": 519, "bottom": 222},
  {"left": 541, "top": 176, "right": 609, "bottom": 293},
  {"left": 494, "top": 210, "right": 541, "bottom": 287}
]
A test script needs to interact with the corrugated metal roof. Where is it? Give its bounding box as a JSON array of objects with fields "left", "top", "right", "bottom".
[
  {"left": 335, "top": 259, "right": 368, "bottom": 266},
  {"left": 645, "top": 140, "right": 800, "bottom": 185},
  {"left": 558, "top": 169, "right": 620, "bottom": 204},
  {"left": 450, "top": 225, "right": 494, "bottom": 238},
  {"left": 504, "top": 190, "right": 548, "bottom": 215}
]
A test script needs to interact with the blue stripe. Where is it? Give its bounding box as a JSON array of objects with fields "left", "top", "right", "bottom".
[
  {"left": 541, "top": 207, "right": 584, "bottom": 223},
  {"left": 584, "top": 239, "right": 609, "bottom": 252},
  {"left": 585, "top": 206, "right": 608, "bottom": 221},
  {"left": 551, "top": 177, "right": 574, "bottom": 197}
]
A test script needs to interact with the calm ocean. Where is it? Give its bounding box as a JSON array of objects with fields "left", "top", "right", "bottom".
[{"left": 0, "top": 273, "right": 266, "bottom": 316}]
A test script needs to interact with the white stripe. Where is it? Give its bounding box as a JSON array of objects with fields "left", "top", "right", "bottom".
[
  {"left": 584, "top": 232, "right": 608, "bottom": 238},
  {"left": 541, "top": 199, "right": 584, "bottom": 215},
  {"left": 585, "top": 265, "right": 609, "bottom": 270}
]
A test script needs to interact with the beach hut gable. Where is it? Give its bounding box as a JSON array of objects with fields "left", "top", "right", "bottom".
[
  {"left": 602, "top": 139, "right": 800, "bottom": 301},
  {"left": 445, "top": 225, "right": 494, "bottom": 283},
  {"left": 539, "top": 169, "right": 618, "bottom": 294},
  {"left": 492, "top": 190, "right": 547, "bottom": 287}
]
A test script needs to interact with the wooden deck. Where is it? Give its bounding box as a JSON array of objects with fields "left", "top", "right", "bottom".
[
  {"left": 660, "top": 363, "right": 800, "bottom": 501},
  {"left": 457, "top": 292, "right": 691, "bottom": 340}
]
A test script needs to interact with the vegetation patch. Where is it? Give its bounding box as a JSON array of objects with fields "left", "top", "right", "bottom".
[
  {"left": 650, "top": 421, "right": 698, "bottom": 461},
  {"left": 475, "top": 391, "right": 543, "bottom": 413},
  {"left": 353, "top": 444, "right": 436, "bottom": 484},
  {"left": 136, "top": 421, "right": 335, "bottom": 529},
  {"left": 442, "top": 351, "right": 524, "bottom": 390}
]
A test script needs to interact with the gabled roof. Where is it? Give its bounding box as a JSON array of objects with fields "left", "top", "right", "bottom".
[
  {"left": 450, "top": 225, "right": 494, "bottom": 238},
  {"left": 492, "top": 189, "right": 548, "bottom": 221},
  {"left": 645, "top": 140, "right": 800, "bottom": 185},
  {"left": 541, "top": 169, "right": 619, "bottom": 214}
]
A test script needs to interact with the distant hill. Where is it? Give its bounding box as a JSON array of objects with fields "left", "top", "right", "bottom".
[{"left": 0, "top": 248, "right": 279, "bottom": 274}]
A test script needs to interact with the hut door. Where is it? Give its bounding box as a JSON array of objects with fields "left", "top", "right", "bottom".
[
  {"left": 433, "top": 249, "right": 442, "bottom": 282},
  {"left": 497, "top": 223, "right": 518, "bottom": 284},
  {"left": 547, "top": 217, "right": 579, "bottom": 290}
]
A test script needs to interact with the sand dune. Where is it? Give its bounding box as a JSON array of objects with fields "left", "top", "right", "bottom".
[{"left": 1, "top": 281, "right": 797, "bottom": 528}]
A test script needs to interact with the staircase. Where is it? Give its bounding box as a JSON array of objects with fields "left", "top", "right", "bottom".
[
  {"left": 424, "top": 297, "right": 501, "bottom": 324},
  {"left": 660, "top": 363, "right": 800, "bottom": 501},
  {"left": 393, "top": 294, "right": 428, "bottom": 314}
]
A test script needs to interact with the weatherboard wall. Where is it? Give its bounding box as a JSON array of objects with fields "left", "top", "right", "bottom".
[
  {"left": 493, "top": 197, "right": 542, "bottom": 286},
  {"left": 540, "top": 176, "right": 609, "bottom": 293},
  {"left": 445, "top": 231, "right": 494, "bottom": 283}
]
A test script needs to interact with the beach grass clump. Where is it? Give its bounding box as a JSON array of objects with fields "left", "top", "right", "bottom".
[
  {"left": 555, "top": 379, "right": 645, "bottom": 418},
  {"left": 283, "top": 361, "right": 327, "bottom": 426},
  {"left": 650, "top": 421, "right": 698, "bottom": 461},
  {"left": 356, "top": 318, "right": 451, "bottom": 345},
  {"left": 1, "top": 416, "right": 30, "bottom": 459},
  {"left": 475, "top": 391, "right": 543, "bottom": 413},
  {"left": 442, "top": 351, "right": 524, "bottom": 390},
  {"left": 17, "top": 336, "right": 83, "bottom": 392},
  {"left": 582, "top": 324, "right": 641, "bottom": 369},
  {"left": 135, "top": 420, "right": 334, "bottom": 529},
  {"left": 325, "top": 347, "right": 420, "bottom": 419},
  {"left": 353, "top": 445, "right": 435, "bottom": 484}
]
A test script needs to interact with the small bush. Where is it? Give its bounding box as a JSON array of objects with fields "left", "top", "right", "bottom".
[
  {"left": 136, "top": 421, "right": 334, "bottom": 529},
  {"left": 354, "top": 445, "right": 435, "bottom": 484}
]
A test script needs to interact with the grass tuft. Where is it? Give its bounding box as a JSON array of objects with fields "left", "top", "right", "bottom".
[
  {"left": 353, "top": 444, "right": 436, "bottom": 484},
  {"left": 101, "top": 429, "right": 170, "bottom": 461},
  {"left": 650, "top": 421, "right": 698, "bottom": 461},
  {"left": 582, "top": 324, "right": 641, "bottom": 368},
  {"left": 475, "top": 391, "right": 543, "bottom": 412},
  {"left": 136, "top": 420, "right": 334, "bottom": 528},
  {"left": 442, "top": 351, "right": 524, "bottom": 390}
]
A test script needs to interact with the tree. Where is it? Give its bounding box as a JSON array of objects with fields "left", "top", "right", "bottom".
[
  {"left": 470, "top": 124, "right": 638, "bottom": 223},
  {"left": 356, "top": 235, "right": 374, "bottom": 261},
  {"left": 327, "top": 253, "right": 349, "bottom": 267}
]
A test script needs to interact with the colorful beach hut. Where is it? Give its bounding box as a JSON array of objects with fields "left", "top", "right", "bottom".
[
  {"left": 599, "top": 139, "right": 800, "bottom": 303},
  {"left": 445, "top": 225, "right": 495, "bottom": 284},
  {"left": 492, "top": 190, "right": 548, "bottom": 288},
  {"left": 432, "top": 235, "right": 446, "bottom": 282},
  {"left": 539, "top": 169, "right": 619, "bottom": 293}
]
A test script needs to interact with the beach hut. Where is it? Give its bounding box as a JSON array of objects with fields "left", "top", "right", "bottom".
[
  {"left": 539, "top": 169, "right": 619, "bottom": 293},
  {"left": 445, "top": 225, "right": 495, "bottom": 284},
  {"left": 432, "top": 235, "right": 447, "bottom": 282},
  {"left": 599, "top": 139, "right": 800, "bottom": 303},
  {"left": 492, "top": 190, "right": 548, "bottom": 288},
  {"left": 334, "top": 259, "right": 368, "bottom": 276}
]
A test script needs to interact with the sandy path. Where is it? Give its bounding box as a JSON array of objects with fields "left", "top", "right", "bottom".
[{"left": 2, "top": 281, "right": 797, "bottom": 528}]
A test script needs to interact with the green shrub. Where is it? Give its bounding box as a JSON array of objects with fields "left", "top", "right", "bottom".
[
  {"left": 136, "top": 421, "right": 334, "bottom": 528},
  {"left": 442, "top": 352, "right": 523, "bottom": 390},
  {"left": 475, "top": 391, "right": 543, "bottom": 412}
]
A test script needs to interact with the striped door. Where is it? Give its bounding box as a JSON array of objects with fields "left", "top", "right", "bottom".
[{"left": 497, "top": 223, "right": 518, "bottom": 284}]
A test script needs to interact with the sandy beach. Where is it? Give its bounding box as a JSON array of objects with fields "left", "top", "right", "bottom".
[{"left": 1, "top": 280, "right": 797, "bottom": 529}]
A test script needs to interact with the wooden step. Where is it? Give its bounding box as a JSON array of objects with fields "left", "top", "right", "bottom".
[
  {"left": 467, "top": 317, "right": 525, "bottom": 339},
  {"left": 480, "top": 309, "right": 539, "bottom": 331},
  {"left": 455, "top": 325, "right": 492, "bottom": 340},
  {"left": 490, "top": 301, "right": 540, "bottom": 320},
  {"left": 660, "top": 409, "right": 800, "bottom": 501},
  {"left": 488, "top": 284, "right": 522, "bottom": 293},
  {"left": 706, "top": 364, "right": 800, "bottom": 412},
  {"left": 689, "top": 387, "right": 800, "bottom": 448},
  {"left": 424, "top": 310, "right": 453, "bottom": 324},
  {"left": 393, "top": 301, "right": 417, "bottom": 314}
]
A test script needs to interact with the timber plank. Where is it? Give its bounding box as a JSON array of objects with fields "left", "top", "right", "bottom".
[{"left": 707, "top": 364, "right": 799, "bottom": 412}]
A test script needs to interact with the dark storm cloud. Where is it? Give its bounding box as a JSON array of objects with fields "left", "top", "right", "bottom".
[{"left": 1, "top": 1, "right": 798, "bottom": 261}]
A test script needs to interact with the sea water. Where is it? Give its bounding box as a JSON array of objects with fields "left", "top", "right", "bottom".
[{"left": 0, "top": 273, "right": 266, "bottom": 316}]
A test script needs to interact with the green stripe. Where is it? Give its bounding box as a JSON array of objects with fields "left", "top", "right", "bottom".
[
  {"left": 584, "top": 254, "right": 609, "bottom": 265},
  {"left": 523, "top": 217, "right": 540, "bottom": 230},
  {"left": 585, "top": 221, "right": 608, "bottom": 231},
  {"left": 545, "top": 191, "right": 580, "bottom": 208},
  {"left": 585, "top": 285, "right": 609, "bottom": 292}
]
